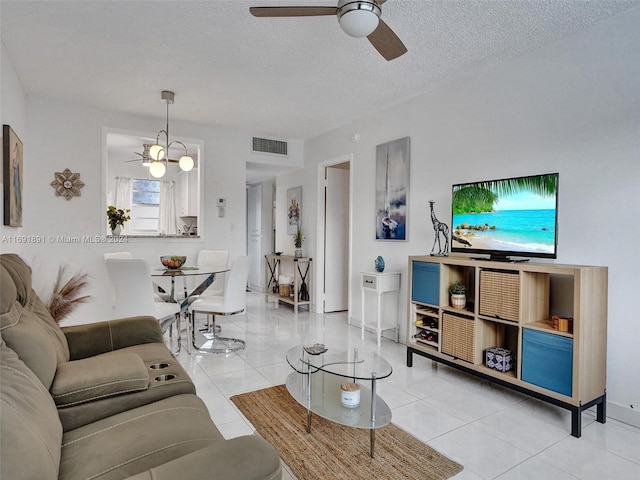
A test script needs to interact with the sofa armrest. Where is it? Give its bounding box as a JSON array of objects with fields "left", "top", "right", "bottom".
[
  {"left": 62, "top": 316, "right": 164, "bottom": 360},
  {"left": 51, "top": 353, "right": 149, "bottom": 407},
  {"left": 125, "top": 436, "right": 282, "bottom": 480}
]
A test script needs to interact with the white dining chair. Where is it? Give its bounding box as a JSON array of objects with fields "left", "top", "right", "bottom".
[
  {"left": 188, "top": 255, "right": 251, "bottom": 353},
  {"left": 195, "top": 250, "right": 229, "bottom": 297},
  {"left": 103, "top": 252, "right": 170, "bottom": 302},
  {"left": 104, "top": 258, "right": 181, "bottom": 351}
]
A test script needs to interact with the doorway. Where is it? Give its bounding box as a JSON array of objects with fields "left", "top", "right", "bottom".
[{"left": 319, "top": 159, "right": 351, "bottom": 313}]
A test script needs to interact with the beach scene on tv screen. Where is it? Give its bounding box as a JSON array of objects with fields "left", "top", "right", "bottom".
[{"left": 452, "top": 175, "right": 557, "bottom": 255}]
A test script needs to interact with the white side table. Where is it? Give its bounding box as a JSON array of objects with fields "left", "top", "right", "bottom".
[{"left": 361, "top": 271, "right": 401, "bottom": 346}]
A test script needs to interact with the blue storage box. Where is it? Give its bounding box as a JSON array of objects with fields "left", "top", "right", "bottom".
[
  {"left": 522, "top": 329, "right": 573, "bottom": 396},
  {"left": 485, "top": 347, "right": 513, "bottom": 372},
  {"left": 411, "top": 261, "right": 440, "bottom": 305}
]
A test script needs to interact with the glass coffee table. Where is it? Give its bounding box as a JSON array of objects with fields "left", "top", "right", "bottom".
[{"left": 285, "top": 345, "right": 392, "bottom": 458}]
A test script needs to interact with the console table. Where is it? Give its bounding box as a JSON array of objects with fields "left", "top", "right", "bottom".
[{"left": 265, "top": 254, "right": 312, "bottom": 313}]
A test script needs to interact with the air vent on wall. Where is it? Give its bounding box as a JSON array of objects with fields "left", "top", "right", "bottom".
[{"left": 252, "top": 137, "right": 288, "bottom": 156}]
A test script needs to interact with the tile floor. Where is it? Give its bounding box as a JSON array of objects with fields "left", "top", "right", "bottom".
[{"left": 174, "top": 292, "right": 640, "bottom": 480}]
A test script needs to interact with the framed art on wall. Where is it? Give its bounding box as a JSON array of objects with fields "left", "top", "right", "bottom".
[
  {"left": 375, "top": 137, "right": 410, "bottom": 240},
  {"left": 287, "top": 186, "right": 302, "bottom": 234},
  {"left": 3, "top": 125, "right": 23, "bottom": 227}
]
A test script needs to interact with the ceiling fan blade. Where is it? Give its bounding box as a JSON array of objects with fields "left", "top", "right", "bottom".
[
  {"left": 378, "top": 0, "right": 388, "bottom": 4},
  {"left": 250, "top": 6, "right": 337, "bottom": 17},
  {"left": 367, "top": 19, "right": 407, "bottom": 61}
]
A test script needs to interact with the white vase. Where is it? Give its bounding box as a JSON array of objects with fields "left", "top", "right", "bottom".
[
  {"left": 295, "top": 249, "right": 303, "bottom": 258},
  {"left": 111, "top": 225, "right": 122, "bottom": 236}
]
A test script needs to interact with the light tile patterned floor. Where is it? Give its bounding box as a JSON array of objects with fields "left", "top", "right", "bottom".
[{"left": 174, "top": 292, "right": 640, "bottom": 480}]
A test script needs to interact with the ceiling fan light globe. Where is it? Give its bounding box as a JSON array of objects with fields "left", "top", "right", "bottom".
[
  {"left": 179, "top": 155, "right": 194, "bottom": 172},
  {"left": 338, "top": 1, "right": 380, "bottom": 38},
  {"left": 149, "top": 161, "right": 166, "bottom": 178},
  {"left": 149, "top": 144, "right": 165, "bottom": 161}
]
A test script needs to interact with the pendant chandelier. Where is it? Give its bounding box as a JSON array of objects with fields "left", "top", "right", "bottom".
[{"left": 148, "top": 90, "right": 194, "bottom": 178}]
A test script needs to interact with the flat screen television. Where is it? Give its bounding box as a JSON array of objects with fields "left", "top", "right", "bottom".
[{"left": 451, "top": 172, "right": 558, "bottom": 261}]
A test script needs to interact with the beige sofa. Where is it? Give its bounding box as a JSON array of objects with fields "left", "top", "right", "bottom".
[{"left": 0, "top": 254, "right": 281, "bottom": 480}]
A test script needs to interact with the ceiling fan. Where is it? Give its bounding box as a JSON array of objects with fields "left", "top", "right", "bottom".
[{"left": 250, "top": 0, "right": 407, "bottom": 61}]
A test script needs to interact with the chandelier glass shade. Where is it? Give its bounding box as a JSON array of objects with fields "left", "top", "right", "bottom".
[
  {"left": 148, "top": 90, "right": 194, "bottom": 178},
  {"left": 149, "top": 160, "right": 166, "bottom": 178}
]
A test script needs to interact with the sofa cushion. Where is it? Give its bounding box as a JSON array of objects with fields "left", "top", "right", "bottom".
[
  {"left": 51, "top": 352, "right": 149, "bottom": 407},
  {"left": 60, "top": 394, "right": 223, "bottom": 480},
  {"left": 57, "top": 343, "right": 196, "bottom": 431},
  {"left": 125, "top": 438, "right": 282, "bottom": 480},
  {"left": 0, "top": 254, "right": 70, "bottom": 388},
  {"left": 0, "top": 341, "right": 63, "bottom": 480}
]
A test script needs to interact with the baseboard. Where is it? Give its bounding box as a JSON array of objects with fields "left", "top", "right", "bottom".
[{"left": 607, "top": 402, "right": 640, "bottom": 429}]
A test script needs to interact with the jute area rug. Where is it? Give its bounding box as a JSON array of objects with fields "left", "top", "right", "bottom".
[{"left": 231, "top": 384, "right": 463, "bottom": 480}]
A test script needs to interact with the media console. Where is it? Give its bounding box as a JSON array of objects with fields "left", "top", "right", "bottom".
[{"left": 407, "top": 255, "right": 608, "bottom": 437}]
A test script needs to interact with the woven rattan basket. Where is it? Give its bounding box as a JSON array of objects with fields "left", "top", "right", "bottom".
[
  {"left": 479, "top": 270, "right": 520, "bottom": 321},
  {"left": 279, "top": 284, "right": 291, "bottom": 298},
  {"left": 441, "top": 313, "right": 475, "bottom": 363}
]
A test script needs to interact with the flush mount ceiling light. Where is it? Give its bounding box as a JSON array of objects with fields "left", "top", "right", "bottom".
[
  {"left": 148, "top": 90, "right": 194, "bottom": 178},
  {"left": 337, "top": 0, "right": 381, "bottom": 38}
]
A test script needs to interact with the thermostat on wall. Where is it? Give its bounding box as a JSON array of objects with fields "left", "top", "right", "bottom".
[{"left": 217, "top": 198, "right": 226, "bottom": 207}]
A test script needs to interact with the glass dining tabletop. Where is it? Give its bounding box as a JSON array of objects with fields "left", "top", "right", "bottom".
[
  {"left": 150, "top": 267, "right": 229, "bottom": 306},
  {"left": 286, "top": 345, "right": 392, "bottom": 381}
]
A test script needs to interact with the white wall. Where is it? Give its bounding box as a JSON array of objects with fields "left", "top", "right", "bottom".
[{"left": 298, "top": 8, "right": 640, "bottom": 425}]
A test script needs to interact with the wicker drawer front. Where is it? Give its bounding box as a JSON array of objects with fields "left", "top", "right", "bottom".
[
  {"left": 441, "top": 313, "right": 475, "bottom": 363},
  {"left": 479, "top": 270, "right": 520, "bottom": 321}
]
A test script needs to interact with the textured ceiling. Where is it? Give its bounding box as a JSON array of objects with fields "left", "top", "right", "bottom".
[{"left": 2, "top": 0, "right": 638, "bottom": 143}]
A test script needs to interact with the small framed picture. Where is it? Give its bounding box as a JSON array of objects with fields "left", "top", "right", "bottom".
[{"left": 287, "top": 187, "right": 302, "bottom": 234}]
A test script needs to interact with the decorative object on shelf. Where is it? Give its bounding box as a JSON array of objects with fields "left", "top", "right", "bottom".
[
  {"left": 303, "top": 343, "right": 327, "bottom": 355},
  {"left": 47, "top": 265, "right": 90, "bottom": 324},
  {"left": 374, "top": 255, "right": 385, "bottom": 272},
  {"left": 429, "top": 200, "right": 449, "bottom": 256},
  {"left": 552, "top": 315, "right": 573, "bottom": 333},
  {"left": 50, "top": 168, "right": 85, "bottom": 201},
  {"left": 485, "top": 347, "right": 513, "bottom": 373},
  {"left": 293, "top": 224, "right": 304, "bottom": 258},
  {"left": 287, "top": 186, "right": 302, "bottom": 234},
  {"left": 3, "top": 124, "right": 23, "bottom": 227},
  {"left": 160, "top": 255, "right": 186, "bottom": 270},
  {"left": 106, "top": 205, "right": 130, "bottom": 236},
  {"left": 147, "top": 90, "right": 194, "bottom": 178},
  {"left": 279, "top": 275, "right": 291, "bottom": 297},
  {"left": 449, "top": 280, "right": 466, "bottom": 309},
  {"left": 375, "top": 137, "right": 409, "bottom": 241},
  {"left": 340, "top": 382, "right": 361, "bottom": 408},
  {"left": 298, "top": 262, "right": 310, "bottom": 301}
]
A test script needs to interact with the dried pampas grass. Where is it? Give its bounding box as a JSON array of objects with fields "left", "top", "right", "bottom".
[{"left": 47, "top": 266, "right": 90, "bottom": 323}]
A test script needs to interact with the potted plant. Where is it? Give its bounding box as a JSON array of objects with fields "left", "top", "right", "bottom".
[
  {"left": 106, "top": 205, "right": 130, "bottom": 236},
  {"left": 449, "top": 280, "right": 466, "bottom": 310},
  {"left": 293, "top": 224, "right": 304, "bottom": 258}
]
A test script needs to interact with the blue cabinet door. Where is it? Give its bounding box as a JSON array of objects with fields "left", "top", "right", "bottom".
[
  {"left": 411, "top": 261, "right": 440, "bottom": 306},
  {"left": 522, "top": 328, "right": 573, "bottom": 396}
]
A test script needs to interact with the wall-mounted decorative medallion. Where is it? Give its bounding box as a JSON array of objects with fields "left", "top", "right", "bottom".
[{"left": 51, "top": 169, "right": 85, "bottom": 200}]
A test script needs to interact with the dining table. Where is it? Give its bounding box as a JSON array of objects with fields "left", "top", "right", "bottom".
[
  {"left": 152, "top": 266, "right": 229, "bottom": 309},
  {"left": 151, "top": 266, "right": 229, "bottom": 353}
]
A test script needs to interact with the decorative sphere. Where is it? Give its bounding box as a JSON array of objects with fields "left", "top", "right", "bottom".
[{"left": 374, "top": 255, "right": 385, "bottom": 272}]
